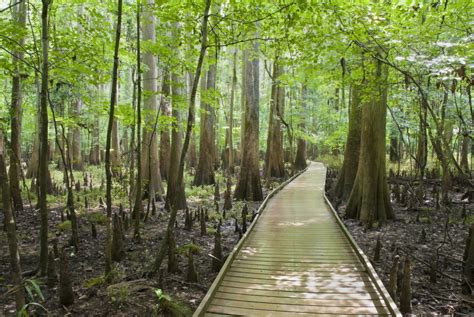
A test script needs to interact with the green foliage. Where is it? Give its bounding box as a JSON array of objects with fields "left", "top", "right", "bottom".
[
  {"left": 107, "top": 285, "right": 130, "bottom": 306},
  {"left": 84, "top": 275, "right": 107, "bottom": 289},
  {"left": 185, "top": 185, "right": 213, "bottom": 201},
  {"left": 177, "top": 243, "right": 202, "bottom": 255},
  {"left": 24, "top": 279, "right": 44, "bottom": 303},
  {"left": 84, "top": 211, "right": 108, "bottom": 225},
  {"left": 57, "top": 220, "right": 72, "bottom": 232},
  {"left": 18, "top": 303, "right": 49, "bottom": 317},
  {"left": 154, "top": 289, "right": 192, "bottom": 317}
]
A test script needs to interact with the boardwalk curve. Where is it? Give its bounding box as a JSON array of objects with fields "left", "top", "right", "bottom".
[{"left": 195, "top": 162, "right": 401, "bottom": 316}]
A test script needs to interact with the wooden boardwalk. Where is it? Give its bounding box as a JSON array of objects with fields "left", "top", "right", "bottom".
[{"left": 195, "top": 163, "right": 401, "bottom": 316}]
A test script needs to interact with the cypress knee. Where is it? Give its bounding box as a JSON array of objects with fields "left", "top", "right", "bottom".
[
  {"left": 400, "top": 257, "right": 412, "bottom": 314},
  {"left": 186, "top": 248, "right": 198, "bottom": 283},
  {"left": 241, "top": 204, "right": 248, "bottom": 234},
  {"left": 47, "top": 249, "right": 57, "bottom": 288},
  {"left": 462, "top": 225, "right": 474, "bottom": 294},
  {"left": 373, "top": 236, "right": 382, "bottom": 262},
  {"left": 167, "top": 230, "right": 179, "bottom": 273},
  {"left": 212, "top": 225, "right": 223, "bottom": 272},
  {"left": 388, "top": 255, "right": 399, "bottom": 300},
  {"left": 59, "top": 251, "right": 74, "bottom": 306},
  {"left": 200, "top": 208, "right": 207, "bottom": 236},
  {"left": 223, "top": 177, "right": 232, "bottom": 211},
  {"left": 111, "top": 213, "right": 124, "bottom": 262}
]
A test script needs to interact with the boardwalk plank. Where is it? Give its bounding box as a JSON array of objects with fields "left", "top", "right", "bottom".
[
  {"left": 214, "top": 291, "right": 388, "bottom": 307},
  {"left": 194, "top": 163, "right": 399, "bottom": 316}
]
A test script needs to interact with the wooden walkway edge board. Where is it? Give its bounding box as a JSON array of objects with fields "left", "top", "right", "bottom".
[
  {"left": 194, "top": 162, "right": 402, "bottom": 316},
  {"left": 322, "top": 193, "right": 402, "bottom": 316}
]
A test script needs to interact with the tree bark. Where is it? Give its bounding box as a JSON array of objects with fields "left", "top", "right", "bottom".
[
  {"left": 111, "top": 115, "right": 121, "bottom": 174},
  {"left": 89, "top": 86, "right": 102, "bottom": 165},
  {"left": 1, "top": 137, "right": 25, "bottom": 312},
  {"left": 416, "top": 97, "right": 428, "bottom": 178},
  {"left": 132, "top": 0, "right": 143, "bottom": 240},
  {"left": 185, "top": 72, "right": 198, "bottom": 169},
  {"left": 69, "top": 98, "right": 83, "bottom": 170},
  {"left": 141, "top": 0, "right": 163, "bottom": 199},
  {"left": 389, "top": 135, "right": 399, "bottom": 162},
  {"left": 265, "top": 60, "right": 285, "bottom": 178},
  {"left": 105, "top": 0, "right": 122, "bottom": 274},
  {"left": 159, "top": 71, "right": 171, "bottom": 181},
  {"left": 166, "top": 69, "right": 187, "bottom": 210},
  {"left": 38, "top": 0, "right": 51, "bottom": 275},
  {"left": 294, "top": 84, "right": 307, "bottom": 171},
  {"left": 240, "top": 49, "right": 246, "bottom": 157},
  {"left": 194, "top": 63, "right": 217, "bottom": 186},
  {"left": 225, "top": 49, "right": 237, "bottom": 174},
  {"left": 9, "top": 0, "right": 27, "bottom": 211},
  {"left": 463, "top": 225, "right": 474, "bottom": 294},
  {"left": 345, "top": 59, "right": 393, "bottom": 227},
  {"left": 234, "top": 44, "right": 263, "bottom": 201},
  {"left": 460, "top": 129, "right": 470, "bottom": 173},
  {"left": 334, "top": 84, "right": 362, "bottom": 200}
]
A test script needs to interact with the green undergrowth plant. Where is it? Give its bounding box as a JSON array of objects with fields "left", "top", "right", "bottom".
[
  {"left": 154, "top": 289, "right": 192, "bottom": 317},
  {"left": 83, "top": 211, "right": 108, "bottom": 225},
  {"left": 107, "top": 285, "right": 130, "bottom": 307},
  {"left": 316, "top": 154, "right": 343, "bottom": 170},
  {"left": 16, "top": 279, "right": 49, "bottom": 316},
  {"left": 186, "top": 185, "right": 213, "bottom": 200},
  {"left": 57, "top": 220, "right": 72, "bottom": 232},
  {"left": 84, "top": 266, "right": 125, "bottom": 289},
  {"left": 177, "top": 243, "right": 202, "bottom": 255}
]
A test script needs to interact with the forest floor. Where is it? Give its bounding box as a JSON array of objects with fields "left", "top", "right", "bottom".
[
  {"left": 0, "top": 170, "right": 284, "bottom": 316},
  {"left": 327, "top": 173, "right": 474, "bottom": 316}
]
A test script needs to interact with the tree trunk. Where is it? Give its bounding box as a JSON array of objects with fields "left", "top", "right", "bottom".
[
  {"left": 132, "top": 0, "right": 143, "bottom": 240},
  {"left": 334, "top": 84, "right": 362, "bottom": 200},
  {"left": 0, "top": 144, "right": 25, "bottom": 311},
  {"left": 166, "top": 68, "right": 187, "bottom": 211},
  {"left": 416, "top": 97, "right": 428, "bottom": 178},
  {"left": 70, "top": 98, "right": 83, "bottom": 170},
  {"left": 194, "top": 64, "right": 216, "bottom": 186},
  {"left": 9, "top": 0, "right": 27, "bottom": 211},
  {"left": 225, "top": 49, "right": 237, "bottom": 174},
  {"left": 463, "top": 225, "right": 474, "bottom": 294},
  {"left": 294, "top": 84, "right": 307, "bottom": 171},
  {"left": 159, "top": 71, "right": 171, "bottom": 181},
  {"left": 38, "top": 0, "right": 51, "bottom": 276},
  {"left": 89, "top": 86, "right": 102, "bottom": 165},
  {"left": 345, "top": 59, "right": 393, "bottom": 227},
  {"left": 264, "top": 60, "right": 285, "bottom": 178},
  {"left": 111, "top": 117, "right": 121, "bottom": 174},
  {"left": 186, "top": 72, "right": 197, "bottom": 170},
  {"left": 234, "top": 45, "right": 263, "bottom": 201},
  {"left": 460, "top": 129, "right": 470, "bottom": 174},
  {"left": 240, "top": 48, "right": 246, "bottom": 156},
  {"left": 141, "top": 0, "right": 163, "bottom": 199},
  {"left": 105, "top": 0, "right": 123, "bottom": 275},
  {"left": 187, "top": 132, "right": 197, "bottom": 169},
  {"left": 389, "top": 135, "right": 399, "bottom": 162}
]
